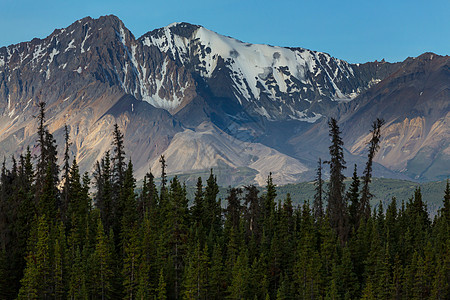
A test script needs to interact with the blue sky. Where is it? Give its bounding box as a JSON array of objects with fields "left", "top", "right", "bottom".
[{"left": 1, "top": 0, "right": 448, "bottom": 63}]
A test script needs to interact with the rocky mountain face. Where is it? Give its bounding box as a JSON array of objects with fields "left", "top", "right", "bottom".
[
  {"left": 0, "top": 15, "right": 448, "bottom": 185},
  {"left": 341, "top": 53, "right": 450, "bottom": 181},
  {"left": 0, "top": 16, "right": 185, "bottom": 177}
]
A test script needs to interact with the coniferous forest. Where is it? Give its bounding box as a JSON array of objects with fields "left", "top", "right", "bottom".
[{"left": 0, "top": 102, "right": 449, "bottom": 300}]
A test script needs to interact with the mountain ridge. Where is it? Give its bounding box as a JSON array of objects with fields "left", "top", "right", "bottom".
[{"left": 0, "top": 15, "right": 448, "bottom": 185}]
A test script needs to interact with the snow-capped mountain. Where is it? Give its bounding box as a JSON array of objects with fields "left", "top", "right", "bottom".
[
  {"left": 139, "top": 22, "right": 394, "bottom": 121},
  {"left": 0, "top": 15, "right": 447, "bottom": 184}
]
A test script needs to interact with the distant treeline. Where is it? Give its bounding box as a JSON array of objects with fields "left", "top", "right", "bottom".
[{"left": 0, "top": 103, "right": 449, "bottom": 299}]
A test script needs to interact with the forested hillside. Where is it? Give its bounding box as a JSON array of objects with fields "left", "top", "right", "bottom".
[{"left": 0, "top": 103, "right": 449, "bottom": 299}]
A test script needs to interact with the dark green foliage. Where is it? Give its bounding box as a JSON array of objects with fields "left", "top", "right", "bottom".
[
  {"left": 326, "top": 118, "right": 348, "bottom": 243},
  {"left": 1, "top": 113, "right": 447, "bottom": 300},
  {"left": 348, "top": 164, "right": 360, "bottom": 230},
  {"left": 112, "top": 123, "right": 126, "bottom": 189},
  {"left": 138, "top": 171, "right": 158, "bottom": 219},
  {"left": 90, "top": 218, "right": 115, "bottom": 299},
  {"left": 61, "top": 124, "right": 71, "bottom": 224},
  {"left": 360, "top": 118, "right": 385, "bottom": 221},
  {"left": 204, "top": 169, "right": 222, "bottom": 237},
  {"left": 94, "top": 151, "right": 114, "bottom": 233},
  {"left": 313, "top": 158, "right": 324, "bottom": 220},
  {"left": 225, "top": 187, "right": 242, "bottom": 231}
]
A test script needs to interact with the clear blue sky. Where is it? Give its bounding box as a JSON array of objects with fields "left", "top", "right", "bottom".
[{"left": 1, "top": 0, "right": 448, "bottom": 63}]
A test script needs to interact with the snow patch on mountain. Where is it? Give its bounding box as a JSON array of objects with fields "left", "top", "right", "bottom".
[
  {"left": 80, "top": 29, "right": 91, "bottom": 53},
  {"left": 65, "top": 39, "right": 76, "bottom": 52},
  {"left": 141, "top": 23, "right": 359, "bottom": 121}
]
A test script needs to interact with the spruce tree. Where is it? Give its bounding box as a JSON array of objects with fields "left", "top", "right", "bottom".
[
  {"left": 326, "top": 118, "right": 348, "bottom": 243},
  {"left": 36, "top": 102, "right": 47, "bottom": 189},
  {"left": 360, "top": 119, "right": 384, "bottom": 220},
  {"left": 225, "top": 187, "right": 242, "bottom": 230},
  {"left": 90, "top": 219, "right": 114, "bottom": 299},
  {"left": 159, "top": 155, "right": 167, "bottom": 192},
  {"left": 18, "top": 215, "right": 52, "bottom": 299},
  {"left": 347, "top": 164, "right": 360, "bottom": 230},
  {"left": 442, "top": 178, "right": 450, "bottom": 223},
  {"left": 68, "top": 247, "right": 88, "bottom": 300},
  {"left": 183, "top": 242, "right": 210, "bottom": 299},
  {"left": 227, "top": 249, "right": 250, "bottom": 299},
  {"left": 122, "top": 224, "right": 141, "bottom": 300},
  {"left": 191, "top": 177, "right": 204, "bottom": 227},
  {"left": 94, "top": 152, "right": 114, "bottom": 233},
  {"left": 53, "top": 220, "right": 66, "bottom": 300},
  {"left": 165, "top": 176, "right": 189, "bottom": 299},
  {"left": 204, "top": 169, "right": 221, "bottom": 237},
  {"left": 61, "top": 124, "right": 71, "bottom": 223},
  {"left": 138, "top": 171, "right": 158, "bottom": 218},
  {"left": 209, "top": 242, "right": 226, "bottom": 299},
  {"left": 138, "top": 212, "right": 157, "bottom": 298},
  {"left": 313, "top": 158, "right": 324, "bottom": 221},
  {"left": 157, "top": 269, "right": 167, "bottom": 300},
  {"left": 112, "top": 124, "right": 126, "bottom": 188},
  {"left": 120, "top": 160, "right": 137, "bottom": 242},
  {"left": 244, "top": 185, "right": 261, "bottom": 241},
  {"left": 39, "top": 162, "right": 58, "bottom": 220},
  {"left": 295, "top": 202, "right": 321, "bottom": 299}
]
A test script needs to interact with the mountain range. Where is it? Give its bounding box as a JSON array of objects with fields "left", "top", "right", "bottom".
[{"left": 0, "top": 15, "right": 448, "bottom": 185}]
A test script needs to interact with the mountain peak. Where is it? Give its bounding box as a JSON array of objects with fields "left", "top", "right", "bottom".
[
  {"left": 140, "top": 21, "right": 201, "bottom": 43},
  {"left": 1, "top": 15, "right": 447, "bottom": 183}
]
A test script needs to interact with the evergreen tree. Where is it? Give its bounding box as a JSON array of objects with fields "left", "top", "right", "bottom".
[
  {"left": 122, "top": 224, "right": 140, "bottom": 300},
  {"left": 227, "top": 249, "right": 250, "bottom": 299},
  {"left": 442, "top": 178, "right": 450, "bottom": 223},
  {"left": 90, "top": 219, "right": 115, "bottom": 299},
  {"left": 61, "top": 123, "right": 71, "bottom": 223},
  {"left": 33, "top": 103, "right": 59, "bottom": 220},
  {"left": 94, "top": 152, "right": 114, "bottom": 233},
  {"left": 120, "top": 160, "right": 137, "bottom": 242},
  {"left": 53, "top": 221, "right": 66, "bottom": 299},
  {"left": 183, "top": 242, "right": 210, "bottom": 299},
  {"left": 263, "top": 173, "right": 277, "bottom": 230},
  {"left": 209, "top": 242, "right": 226, "bottom": 299},
  {"left": 157, "top": 269, "right": 167, "bottom": 300},
  {"left": 68, "top": 247, "right": 88, "bottom": 300},
  {"left": 165, "top": 176, "right": 189, "bottom": 299},
  {"left": 138, "top": 212, "right": 157, "bottom": 299},
  {"left": 313, "top": 158, "right": 324, "bottom": 221},
  {"left": 360, "top": 119, "right": 384, "bottom": 220},
  {"left": 18, "top": 215, "right": 52, "bottom": 299},
  {"left": 112, "top": 123, "right": 126, "bottom": 189},
  {"left": 159, "top": 155, "right": 167, "bottom": 192},
  {"left": 225, "top": 187, "right": 242, "bottom": 230},
  {"left": 39, "top": 162, "right": 58, "bottom": 219},
  {"left": 347, "top": 164, "right": 360, "bottom": 230},
  {"left": 326, "top": 118, "right": 348, "bottom": 243},
  {"left": 0, "top": 249, "right": 9, "bottom": 299},
  {"left": 243, "top": 185, "right": 261, "bottom": 242},
  {"left": 138, "top": 171, "right": 158, "bottom": 219},
  {"left": 35, "top": 102, "right": 47, "bottom": 189},
  {"left": 17, "top": 247, "right": 39, "bottom": 300},
  {"left": 338, "top": 246, "right": 359, "bottom": 299},
  {"left": 295, "top": 202, "right": 321, "bottom": 299},
  {"left": 204, "top": 169, "right": 221, "bottom": 237},
  {"left": 191, "top": 177, "right": 204, "bottom": 228},
  {"left": 67, "top": 159, "right": 91, "bottom": 249}
]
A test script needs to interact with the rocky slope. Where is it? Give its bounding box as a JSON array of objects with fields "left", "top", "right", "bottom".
[
  {"left": 144, "top": 122, "right": 308, "bottom": 186},
  {"left": 0, "top": 15, "right": 447, "bottom": 184},
  {"left": 342, "top": 53, "right": 450, "bottom": 181},
  {"left": 288, "top": 53, "right": 449, "bottom": 181}
]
